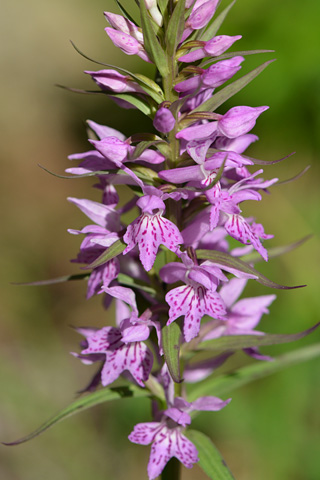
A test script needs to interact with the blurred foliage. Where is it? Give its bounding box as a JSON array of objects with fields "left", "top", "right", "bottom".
[{"left": 0, "top": 0, "right": 319, "bottom": 479}]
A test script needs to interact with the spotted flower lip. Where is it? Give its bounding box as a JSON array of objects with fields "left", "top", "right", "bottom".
[
  {"left": 78, "top": 319, "right": 153, "bottom": 387},
  {"left": 123, "top": 195, "right": 184, "bottom": 272},
  {"left": 129, "top": 393, "right": 230, "bottom": 479}
]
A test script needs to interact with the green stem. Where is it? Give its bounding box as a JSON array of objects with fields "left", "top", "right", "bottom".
[{"left": 161, "top": 456, "right": 181, "bottom": 480}]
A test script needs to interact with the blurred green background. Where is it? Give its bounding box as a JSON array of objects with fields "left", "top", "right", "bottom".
[{"left": 1, "top": 0, "right": 319, "bottom": 479}]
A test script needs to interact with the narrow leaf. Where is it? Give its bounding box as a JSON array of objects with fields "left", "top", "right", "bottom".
[
  {"left": 162, "top": 321, "right": 182, "bottom": 383},
  {"left": 70, "top": 41, "right": 162, "bottom": 101},
  {"left": 194, "top": 60, "right": 275, "bottom": 114},
  {"left": 165, "top": 0, "right": 186, "bottom": 57},
  {"left": 196, "top": 249, "right": 306, "bottom": 289},
  {"left": 13, "top": 273, "right": 89, "bottom": 287},
  {"left": 140, "top": 0, "right": 169, "bottom": 77},
  {"left": 4, "top": 386, "right": 149, "bottom": 446},
  {"left": 276, "top": 165, "right": 310, "bottom": 185},
  {"left": 158, "top": 0, "right": 170, "bottom": 16},
  {"left": 188, "top": 343, "right": 320, "bottom": 400},
  {"left": 38, "top": 164, "right": 121, "bottom": 180},
  {"left": 200, "top": 49, "right": 275, "bottom": 68},
  {"left": 241, "top": 235, "right": 312, "bottom": 263},
  {"left": 132, "top": 140, "right": 169, "bottom": 159},
  {"left": 200, "top": 0, "right": 237, "bottom": 42},
  {"left": 117, "top": 273, "right": 157, "bottom": 295},
  {"left": 134, "top": 73, "right": 164, "bottom": 103},
  {"left": 242, "top": 151, "right": 295, "bottom": 166},
  {"left": 114, "top": 0, "right": 138, "bottom": 25},
  {"left": 195, "top": 323, "right": 320, "bottom": 352},
  {"left": 186, "top": 430, "right": 235, "bottom": 480},
  {"left": 109, "top": 93, "right": 155, "bottom": 116},
  {"left": 87, "top": 238, "right": 126, "bottom": 269}
]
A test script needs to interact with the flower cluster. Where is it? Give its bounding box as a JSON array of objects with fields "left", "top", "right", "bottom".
[{"left": 65, "top": 1, "right": 292, "bottom": 478}]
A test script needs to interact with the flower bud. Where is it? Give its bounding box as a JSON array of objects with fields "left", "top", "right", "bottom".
[
  {"left": 145, "top": 0, "right": 163, "bottom": 27},
  {"left": 153, "top": 107, "right": 176, "bottom": 133},
  {"left": 85, "top": 69, "right": 144, "bottom": 93}
]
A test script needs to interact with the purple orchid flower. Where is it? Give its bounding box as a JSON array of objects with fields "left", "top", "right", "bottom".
[
  {"left": 182, "top": 0, "right": 220, "bottom": 42},
  {"left": 153, "top": 107, "right": 176, "bottom": 133},
  {"left": 175, "top": 56, "right": 244, "bottom": 93},
  {"left": 179, "top": 35, "right": 242, "bottom": 63},
  {"left": 123, "top": 195, "right": 184, "bottom": 272},
  {"left": 85, "top": 69, "right": 145, "bottom": 94},
  {"left": 129, "top": 393, "right": 230, "bottom": 479},
  {"left": 105, "top": 27, "right": 151, "bottom": 63},
  {"left": 77, "top": 317, "right": 153, "bottom": 388}
]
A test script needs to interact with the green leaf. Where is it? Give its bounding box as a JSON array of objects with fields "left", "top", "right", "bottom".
[
  {"left": 140, "top": 0, "right": 169, "bottom": 77},
  {"left": 242, "top": 151, "right": 295, "bottom": 166},
  {"left": 158, "top": 0, "right": 170, "bottom": 16},
  {"left": 132, "top": 139, "right": 169, "bottom": 160},
  {"left": 162, "top": 321, "right": 182, "bottom": 383},
  {"left": 87, "top": 238, "right": 126, "bottom": 269},
  {"left": 194, "top": 60, "right": 275, "bottom": 114},
  {"left": 70, "top": 41, "right": 163, "bottom": 103},
  {"left": 114, "top": 0, "right": 138, "bottom": 25},
  {"left": 199, "top": 49, "right": 275, "bottom": 68},
  {"left": 194, "top": 323, "right": 320, "bottom": 352},
  {"left": 186, "top": 430, "right": 235, "bottom": 480},
  {"left": 12, "top": 273, "right": 89, "bottom": 287},
  {"left": 130, "top": 164, "right": 161, "bottom": 182},
  {"left": 196, "top": 249, "right": 305, "bottom": 290},
  {"left": 276, "top": 165, "right": 310, "bottom": 185},
  {"left": 200, "top": 0, "right": 237, "bottom": 42},
  {"left": 38, "top": 164, "right": 121, "bottom": 180},
  {"left": 117, "top": 273, "right": 157, "bottom": 295},
  {"left": 241, "top": 235, "right": 312, "bottom": 263},
  {"left": 4, "top": 385, "right": 150, "bottom": 446},
  {"left": 165, "top": 0, "right": 186, "bottom": 57},
  {"left": 188, "top": 343, "right": 320, "bottom": 401},
  {"left": 133, "top": 73, "right": 164, "bottom": 103},
  {"left": 109, "top": 93, "right": 155, "bottom": 116}
]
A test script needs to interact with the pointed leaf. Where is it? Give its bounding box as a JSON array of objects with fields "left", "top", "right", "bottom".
[
  {"left": 165, "top": 0, "right": 186, "bottom": 57},
  {"left": 38, "top": 164, "right": 121, "bottom": 179},
  {"left": 140, "top": 0, "right": 169, "bottom": 77},
  {"left": 3, "top": 385, "right": 150, "bottom": 446},
  {"left": 13, "top": 273, "right": 89, "bottom": 287},
  {"left": 186, "top": 430, "right": 235, "bottom": 480},
  {"left": 195, "top": 323, "right": 320, "bottom": 352},
  {"left": 158, "top": 0, "right": 170, "bottom": 16},
  {"left": 276, "top": 165, "right": 311, "bottom": 185},
  {"left": 188, "top": 343, "right": 320, "bottom": 400},
  {"left": 200, "top": 0, "right": 237, "bottom": 42},
  {"left": 194, "top": 60, "right": 275, "bottom": 114},
  {"left": 70, "top": 41, "right": 162, "bottom": 102},
  {"left": 109, "top": 93, "right": 155, "bottom": 116},
  {"left": 87, "top": 238, "right": 126, "bottom": 269},
  {"left": 242, "top": 235, "right": 312, "bottom": 263},
  {"left": 132, "top": 140, "right": 169, "bottom": 159},
  {"left": 114, "top": 0, "right": 138, "bottom": 25},
  {"left": 117, "top": 273, "right": 157, "bottom": 295},
  {"left": 242, "top": 151, "right": 295, "bottom": 166},
  {"left": 162, "top": 321, "right": 182, "bottom": 383},
  {"left": 134, "top": 73, "right": 164, "bottom": 103},
  {"left": 200, "top": 49, "right": 275, "bottom": 68},
  {"left": 196, "top": 249, "right": 306, "bottom": 289}
]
